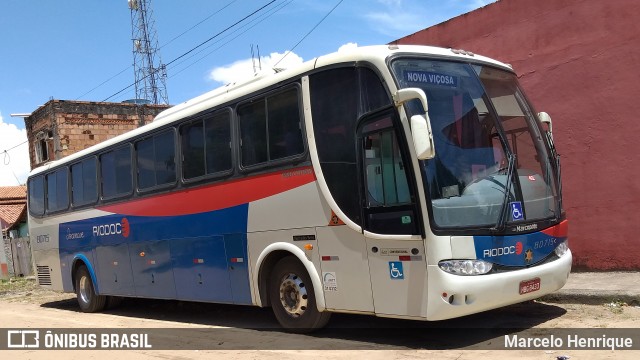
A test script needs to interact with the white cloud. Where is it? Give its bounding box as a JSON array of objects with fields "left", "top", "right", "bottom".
[
  {"left": 208, "top": 51, "right": 305, "bottom": 85},
  {"left": 0, "top": 112, "right": 30, "bottom": 186},
  {"left": 338, "top": 42, "right": 358, "bottom": 52}
]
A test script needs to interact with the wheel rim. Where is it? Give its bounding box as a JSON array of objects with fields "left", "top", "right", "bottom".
[
  {"left": 278, "top": 273, "right": 308, "bottom": 318},
  {"left": 79, "top": 275, "right": 91, "bottom": 304}
]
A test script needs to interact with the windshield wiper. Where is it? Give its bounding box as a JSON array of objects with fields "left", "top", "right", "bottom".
[
  {"left": 492, "top": 153, "right": 516, "bottom": 232},
  {"left": 546, "top": 131, "right": 563, "bottom": 221}
]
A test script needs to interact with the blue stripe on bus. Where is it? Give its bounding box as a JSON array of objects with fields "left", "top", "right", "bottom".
[
  {"left": 59, "top": 204, "right": 252, "bottom": 304},
  {"left": 473, "top": 227, "right": 567, "bottom": 267}
]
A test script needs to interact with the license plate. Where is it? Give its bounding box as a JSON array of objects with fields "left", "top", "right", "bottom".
[{"left": 519, "top": 278, "right": 541, "bottom": 295}]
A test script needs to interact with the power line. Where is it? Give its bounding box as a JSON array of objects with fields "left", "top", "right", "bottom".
[
  {"left": 274, "top": 0, "right": 344, "bottom": 68},
  {"left": 160, "top": 0, "right": 240, "bottom": 51},
  {"left": 74, "top": 0, "right": 240, "bottom": 101},
  {"left": 103, "top": 0, "right": 277, "bottom": 102},
  {"left": 164, "top": 0, "right": 277, "bottom": 68},
  {"left": 168, "top": 0, "right": 294, "bottom": 79},
  {"left": 75, "top": 67, "right": 130, "bottom": 100},
  {"left": 2, "top": 140, "right": 28, "bottom": 154}
]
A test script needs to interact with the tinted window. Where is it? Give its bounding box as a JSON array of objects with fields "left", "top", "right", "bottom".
[
  {"left": 28, "top": 176, "right": 45, "bottom": 216},
  {"left": 310, "top": 67, "right": 391, "bottom": 225},
  {"left": 46, "top": 168, "right": 69, "bottom": 212},
  {"left": 238, "top": 99, "right": 268, "bottom": 166},
  {"left": 181, "top": 121, "right": 206, "bottom": 179},
  {"left": 136, "top": 130, "right": 176, "bottom": 189},
  {"left": 268, "top": 88, "right": 304, "bottom": 160},
  {"left": 101, "top": 145, "right": 132, "bottom": 198},
  {"left": 71, "top": 157, "right": 98, "bottom": 206},
  {"left": 205, "top": 112, "right": 232, "bottom": 174},
  {"left": 360, "top": 114, "right": 417, "bottom": 235},
  {"left": 239, "top": 87, "right": 304, "bottom": 167},
  {"left": 181, "top": 111, "right": 232, "bottom": 180}
]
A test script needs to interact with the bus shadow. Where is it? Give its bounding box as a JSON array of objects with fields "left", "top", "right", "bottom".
[{"left": 40, "top": 296, "right": 566, "bottom": 349}]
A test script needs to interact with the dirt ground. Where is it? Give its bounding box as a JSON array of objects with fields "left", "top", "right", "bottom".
[{"left": 1, "top": 278, "right": 639, "bottom": 359}]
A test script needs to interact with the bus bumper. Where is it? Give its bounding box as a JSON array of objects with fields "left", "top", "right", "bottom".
[{"left": 425, "top": 249, "right": 572, "bottom": 321}]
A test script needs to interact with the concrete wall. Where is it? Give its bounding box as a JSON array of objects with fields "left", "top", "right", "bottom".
[{"left": 395, "top": 0, "right": 640, "bottom": 269}]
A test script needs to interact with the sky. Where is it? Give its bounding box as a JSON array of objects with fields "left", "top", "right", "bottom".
[{"left": 0, "top": 0, "right": 496, "bottom": 186}]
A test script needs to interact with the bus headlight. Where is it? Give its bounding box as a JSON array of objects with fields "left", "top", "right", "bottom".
[
  {"left": 438, "top": 259, "right": 493, "bottom": 276},
  {"left": 554, "top": 240, "right": 569, "bottom": 257}
]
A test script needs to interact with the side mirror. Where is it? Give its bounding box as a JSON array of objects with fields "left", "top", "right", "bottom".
[
  {"left": 538, "top": 111, "right": 553, "bottom": 139},
  {"left": 394, "top": 88, "right": 435, "bottom": 160},
  {"left": 410, "top": 114, "right": 435, "bottom": 160}
]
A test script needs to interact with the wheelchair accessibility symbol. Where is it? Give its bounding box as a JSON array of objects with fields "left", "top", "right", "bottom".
[
  {"left": 510, "top": 201, "right": 524, "bottom": 221},
  {"left": 388, "top": 261, "right": 404, "bottom": 280}
]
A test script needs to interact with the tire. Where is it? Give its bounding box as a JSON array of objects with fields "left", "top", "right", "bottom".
[
  {"left": 269, "top": 256, "right": 331, "bottom": 333},
  {"left": 75, "top": 265, "right": 106, "bottom": 313}
]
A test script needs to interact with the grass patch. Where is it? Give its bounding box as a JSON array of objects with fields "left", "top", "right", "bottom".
[{"left": 0, "top": 277, "right": 38, "bottom": 296}]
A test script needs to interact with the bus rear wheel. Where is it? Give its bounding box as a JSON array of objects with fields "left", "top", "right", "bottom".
[
  {"left": 75, "top": 265, "right": 106, "bottom": 313},
  {"left": 269, "top": 256, "right": 331, "bottom": 333}
]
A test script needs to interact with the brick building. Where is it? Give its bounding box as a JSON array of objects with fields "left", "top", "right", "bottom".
[
  {"left": 394, "top": 0, "right": 640, "bottom": 270},
  {"left": 24, "top": 100, "right": 170, "bottom": 169}
]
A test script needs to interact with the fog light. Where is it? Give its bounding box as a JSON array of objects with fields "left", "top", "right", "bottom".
[
  {"left": 438, "top": 259, "right": 493, "bottom": 276},
  {"left": 554, "top": 240, "right": 569, "bottom": 257}
]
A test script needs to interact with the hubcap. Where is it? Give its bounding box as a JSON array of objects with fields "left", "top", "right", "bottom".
[
  {"left": 278, "top": 273, "right": 308, "bottom": 318},
  {"left": 79, "top": 275, "right": 91, "bottom": 304}
]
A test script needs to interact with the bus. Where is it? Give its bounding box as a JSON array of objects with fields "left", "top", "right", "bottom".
[{"left": 28, "top": 45, "right": 571, "bottom": 332}]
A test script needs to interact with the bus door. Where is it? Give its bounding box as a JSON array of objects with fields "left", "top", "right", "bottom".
[{"left": 358, "top": 109, "right": 429, "bottom": 318}]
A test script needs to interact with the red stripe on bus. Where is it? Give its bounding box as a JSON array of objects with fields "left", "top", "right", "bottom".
[
  {"left": 98, "top": 166, "right": 315, "bottom": 216},
  {"left": 541, "top": 220, "right": 568, "bottom": 238}
]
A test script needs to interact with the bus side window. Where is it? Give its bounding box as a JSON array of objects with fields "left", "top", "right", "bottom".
[
  {"left": 360, "top": 114, "right": 417, "bottom": 235},
  {"left": 136, "top": 129, "right": 176, "bottom": 190},
  {"left": 46, "top": 167, "right": 69, "bottom": 213},
  {"left": 101, "top": 145, "right": 132, "bottom": 199},
  {"left": 71, "top": 157, "right": 98, "bottom": 207},
  {"left": 238, "top": 86, "right": 304, "bottom": 168},
  {"left": 204, "top": 111, "right": 232, "bottom": 175},
  {"left": 28, "top": 175, "right": 45, "bottom": 216}
]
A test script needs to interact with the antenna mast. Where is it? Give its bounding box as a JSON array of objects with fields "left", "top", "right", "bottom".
[{"left": 128, "top": 0, "right": 168, "bottom": 105}]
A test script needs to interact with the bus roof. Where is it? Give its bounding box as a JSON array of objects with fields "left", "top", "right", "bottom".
[{"left": 28, "top": 44, "right": 511, "bottom": 178}]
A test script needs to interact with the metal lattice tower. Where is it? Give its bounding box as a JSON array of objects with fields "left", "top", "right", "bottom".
[{"left": 128, "top": 0, "right": 168, "bottom": 105}]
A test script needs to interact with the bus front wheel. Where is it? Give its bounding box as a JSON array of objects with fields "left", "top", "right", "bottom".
[
  {"left": 269, "top": 256, "right": 331, "bottom": 333},
  {"left": 75, "top": 265, "right": 106, "bottom": 313}
]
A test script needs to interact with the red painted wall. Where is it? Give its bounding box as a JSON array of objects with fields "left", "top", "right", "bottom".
[{"left": 395, "top": 0, "right": 640, "bottom": 270}]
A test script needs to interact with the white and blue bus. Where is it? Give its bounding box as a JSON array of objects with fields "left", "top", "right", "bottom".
[{"left": 28, "top": 45, "right": 571, "bottom": 332}]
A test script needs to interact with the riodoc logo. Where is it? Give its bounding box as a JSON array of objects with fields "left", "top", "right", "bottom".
[
  {"left": 92, "top": 218, "right": 130, "bottom": 238},
  {"left": 483, "top": 241, "right": 523, "bottom": 258}
]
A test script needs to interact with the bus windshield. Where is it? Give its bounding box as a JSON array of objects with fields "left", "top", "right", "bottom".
[{"left": 391, "top": 58, "right": 559, "bottom": 229}]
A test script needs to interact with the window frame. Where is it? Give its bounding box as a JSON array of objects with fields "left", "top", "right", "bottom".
[
  {"left": 70, "top": 156, "right": 99, "bottom": 209},
  {"left": 135, "top": 128, "right": 178, "bottom": 194},
  {"left": 99, "top": 143, "right": 134, "bottom": 202},
  {"left": 45, "top": 166, "right": 70, "bottom": 214},
  {"left": 178, "top": 108, "right": 235, "bottom": 184},
  {"left": 27, "top": 175, "right": 46, "bottom": 217},
  {"left": 236, "top": 83, "right": 308, "bottom": 173},
  {"left": 356, "top": 107, "right": 423, "bottom": 236}
]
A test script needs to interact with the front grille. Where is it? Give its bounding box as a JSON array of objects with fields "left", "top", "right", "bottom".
[{"left": 36, "top": 265, "right": 52, "bottom": 286}]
